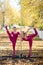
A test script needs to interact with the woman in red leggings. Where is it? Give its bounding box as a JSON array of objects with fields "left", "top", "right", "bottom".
[
  {"left": 5, "top": 26, "right": 20, "bottom": 57},
  {"left": 22, "top": 28, "right": 38, "bottom": 57}
]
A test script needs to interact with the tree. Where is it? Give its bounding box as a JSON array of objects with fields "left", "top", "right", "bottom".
[
  {"left": 20, "top": 0, "right": 43, "bottom": 29},
  {"left": 0, "top": 0, "right": 21, "bottom": 29}
]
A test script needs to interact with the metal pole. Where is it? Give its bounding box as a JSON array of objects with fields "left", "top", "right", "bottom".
[{"left": 20, "top": 1, "right": 24, "bottom": 57}]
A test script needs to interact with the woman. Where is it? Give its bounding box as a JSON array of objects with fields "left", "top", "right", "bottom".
[
  {"left": 5, "top": 26, "right": 20, "bottom": 57},
  {"left": 22, "top": 27, "right": 38, "bottom": 57}
]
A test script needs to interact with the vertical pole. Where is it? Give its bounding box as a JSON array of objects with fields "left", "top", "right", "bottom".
[{"left": 20, "top": 0, "right": 24, "bottom": 57}]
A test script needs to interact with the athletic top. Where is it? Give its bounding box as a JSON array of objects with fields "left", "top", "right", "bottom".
[
  {"left": 22, "top": 28, "right": 38, "bottom": 42},
  {"left": 6, "top": 27, "right": 20, "bottom": 48}
]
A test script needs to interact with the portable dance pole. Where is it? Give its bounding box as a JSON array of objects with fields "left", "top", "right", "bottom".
[
  {"left": 19, "top": 26, "right": 23, "bottom": 58},
  {"left": 20, "top": 3, "right": 24, "bottom": 57}
]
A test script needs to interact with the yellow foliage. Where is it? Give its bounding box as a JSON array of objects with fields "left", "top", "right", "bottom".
[
  {"left": 21, "top": 0, "right": 43, "bottom": 28},
  {"left": 5, "top": 4, "right": 21, "bottom": 25},
  {"left": 0, "top": 2, "right": 21, "bottom": 26}
]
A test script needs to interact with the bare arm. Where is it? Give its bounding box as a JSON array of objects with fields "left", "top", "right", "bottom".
[{"left": 25, "top": 26, "right": 33, "bottom": 34}]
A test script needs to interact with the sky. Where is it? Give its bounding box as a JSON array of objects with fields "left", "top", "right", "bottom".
[
  {"left": 9, "top": 0, "right": 21, "bottom": 11},
  {"left": 0, "top": 0, "right": 21, "bottom": 11}
]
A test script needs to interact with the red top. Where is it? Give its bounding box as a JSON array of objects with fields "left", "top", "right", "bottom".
[
  {"left": 22, "top": 28, "right": 38, "bottom": 46},
  {"left": 6, "top": 27, "right": 20, "bottom": 49}
]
